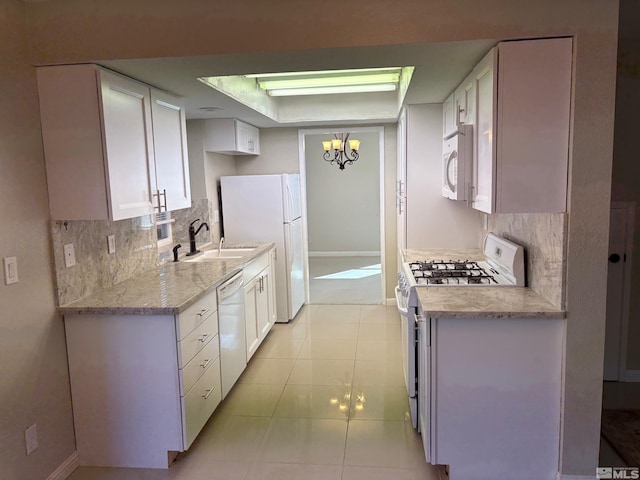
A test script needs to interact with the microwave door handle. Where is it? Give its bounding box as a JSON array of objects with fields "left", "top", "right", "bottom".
[{"left": 445, "top": 151, "right": 457, "bottom": 192}]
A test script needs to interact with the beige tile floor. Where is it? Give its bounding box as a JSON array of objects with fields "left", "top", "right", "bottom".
[{"left": 67, "top": 304, "right": 442, "bottom": 480}]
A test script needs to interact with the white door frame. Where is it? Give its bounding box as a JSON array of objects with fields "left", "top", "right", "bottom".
[
  {"left": 297, "top": 126, "right": 386, "bottom": 304},
  {"left": 608, "top": 201, "right": 635, "bottom": 381}
]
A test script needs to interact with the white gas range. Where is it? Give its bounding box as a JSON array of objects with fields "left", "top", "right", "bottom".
[{"left": 395, "top": 233, "right": 526, "bottom": 433}]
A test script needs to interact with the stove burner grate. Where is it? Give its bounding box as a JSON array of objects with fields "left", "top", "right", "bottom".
[{"left": 410, "top": 260, "right": 497, "bottom": 285}]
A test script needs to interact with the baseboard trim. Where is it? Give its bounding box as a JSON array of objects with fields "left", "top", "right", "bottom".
[
  {"left": 46, "top": 451, "right": 79, "bottom": 480},
  {"left": 308, "top": 251, "right": 381, "bottom": 257},
  {"left": 555, "top": 473, "right": 596, "bottom": 480},
  {"left": 624, "top": 370, "right": 640, "bottom": 382},
  {"left": 386, "top": 297, "right": 396, "bottom": 306}
]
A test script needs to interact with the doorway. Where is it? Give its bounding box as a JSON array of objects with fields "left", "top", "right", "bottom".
[
  {"left": 603, "top": 201, "right": 635, "bottom": 381},
  {"left": 298, "top": 127, "right": 385, "bottom": 304}
]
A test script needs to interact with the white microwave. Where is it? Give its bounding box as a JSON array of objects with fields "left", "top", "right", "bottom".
[{"left": 442, "top": 124, "right": 473, "bottom": 203}]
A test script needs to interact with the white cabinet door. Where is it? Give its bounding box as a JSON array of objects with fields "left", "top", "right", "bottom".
[
  {"left": 236, "top": 121, "right": 260, "bottom": 154},
  {"left": 257, "top": 267, "right": 272, "bottom": 340},
  {"left": 495, "top": 38, "right": 572, "bottom": 213},
  {"left": 150, "top": 90, "right": 191, "bottom": 212},
  {"left": 99, "top": 70, "right": 156, "bottom": 221},
  {"left": 244, "top": 278, "right": 260, "bottom": 360},
  {"left": 454, "top": 78, "right": 475, "bottom": 126},
  {"left": 442, "top": 92, "right": 455, "bottom": 138},
  {"left": 268, "top": 248, "right": 277, "bottom": 328},
  {"left": 471, "top": 48, "right": 497, "bottom": 214}
]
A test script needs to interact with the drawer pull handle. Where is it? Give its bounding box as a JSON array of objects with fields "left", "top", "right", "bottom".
[
  {"left": 200, "top": 358, "right": 212, "bottom": 369},
  {"left": 197, "top": 308, "right": 210, "bottom": 317},
  {"left": 203, "top": 388, "right": 214, "bottom": 400},
  {"left": 199, "top": 333, "right": 211, "bottom": 343}
]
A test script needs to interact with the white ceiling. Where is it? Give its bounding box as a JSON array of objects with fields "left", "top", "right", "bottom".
[{"left": 100, "top": 39, "right": 496, "bottom": 128}]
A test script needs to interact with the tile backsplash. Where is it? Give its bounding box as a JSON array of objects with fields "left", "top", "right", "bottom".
[
  {"left": 487, "top": 212, "right": 566, "bottom": 308},
  {"left": 51, "top": 198, "right": 212, "bottom": 306}
]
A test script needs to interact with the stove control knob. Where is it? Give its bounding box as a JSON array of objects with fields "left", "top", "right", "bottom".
[{"left": 608, "top": 253, "right": 621, "bottom": 263}]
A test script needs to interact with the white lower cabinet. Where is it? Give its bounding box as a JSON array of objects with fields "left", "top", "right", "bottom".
[
  {"left": 244, "top": 249, "right": 276, "bottom": 361},
  {"left": 64, "top": 290, "right": 221, "bottom": 468},
  {"left": 420, "top": 314, "right": 564, "bottom": 479}
]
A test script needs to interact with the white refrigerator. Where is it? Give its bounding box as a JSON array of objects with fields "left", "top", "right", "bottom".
[{"left": 220, "top": 174, "right": 305, "bottom": 323}]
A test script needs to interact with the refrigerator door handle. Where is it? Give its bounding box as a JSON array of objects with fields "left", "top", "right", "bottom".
[{"left": 284, "top": 180, "right": 293, "bottom": 223}]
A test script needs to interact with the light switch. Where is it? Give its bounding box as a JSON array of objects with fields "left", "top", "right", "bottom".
[
  {"left": 213, "top": 210, "right": 220, "bottom": 224},
  {"left": 64, "top": 244, "right": 76, "bottom": 268},
  {"left": 3, "top": 257, "right": 19, "bottom": 285}
]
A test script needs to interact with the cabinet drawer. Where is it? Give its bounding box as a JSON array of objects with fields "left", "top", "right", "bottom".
[
  {"left": 182, "top": 357, "right": 221, "bottom": 449},
  {"left": 178, "top": 311, "right": 218, "bottom": 368},
  {"left": 243, "top": 252, "right": 269, "bottom": 282},
  {"left": 177, "top": 292, "right": 217, "bottom": 340},
  {"left": 180, "top": 335, "right": 220, "bottom": 395}
]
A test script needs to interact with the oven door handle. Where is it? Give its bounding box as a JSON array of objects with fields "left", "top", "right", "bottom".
[{"left": 395, "top": 286, "right": 409, "bottom": 317}]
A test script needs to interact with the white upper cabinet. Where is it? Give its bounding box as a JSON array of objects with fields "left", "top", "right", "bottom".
[
  {"left": 442, "top": 92, "right": 456, "bottom": 138},
  {"left": 150, "top": 90, "right": 191, "bottom": 212},
  {"left": 471, "top": 49, "right": 498, "bottom": 213},
  {"left": 205, "top": 119, "right": 260, "bottom": 155},
  {"left": 470, "top": 38, "right": 573, "bottom": 214},
  {"left": 37, "top": 65, "right": 190, "bottom": 221}
]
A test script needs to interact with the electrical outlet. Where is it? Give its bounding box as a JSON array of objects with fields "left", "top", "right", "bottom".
[
  {"left": 107, "top": 235, "right": 116, "bottom": 254},
  {"left": 64, "top": 244, "right": 76, "bottom": 268},
  {"left": 3, "top": 257, "right": 19, "bottom": 285},
  {"left": 482, "top": 213, "right": 488, "bottom": 230},
  {"left": 25, "top": 424, "right": 38, "bottom": 455},
  {"left": 213, "top": 210, "right": 220, "bottom": 224}
]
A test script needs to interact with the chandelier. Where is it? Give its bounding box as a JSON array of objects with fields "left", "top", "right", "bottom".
[{"left": 322, "top": 132, "right": 361, "bottom": 171}]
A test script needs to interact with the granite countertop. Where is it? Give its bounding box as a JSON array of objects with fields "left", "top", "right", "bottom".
[
  {"left": 59, "top": 243, "right": 274, "bottom": 316},
  {"left": 403, "top": 248, "right": 484, "bottom": 263},
  {"left": 415, "top": 287, "right": 565, "bottom": 319},
  {"left": 403, "top": 248, "right": 565, "bottom": 319}
]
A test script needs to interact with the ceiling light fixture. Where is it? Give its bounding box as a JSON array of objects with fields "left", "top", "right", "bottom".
[
  {"left": 323, "top": 132, "right": 360, "bottom": 171},
  {"left": 246, "top": 67, "right": 402, "bottom": 97}
]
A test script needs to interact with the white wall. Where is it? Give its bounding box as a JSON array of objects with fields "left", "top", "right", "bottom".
[
  {"left": 306, "top": 132, "right": 381, "bottom": 254},
  {"left": 404, "top": 104, "right": 483, "bottom": 249},
  {"left": 0, "top": 1, "right": 76, "bottom": 478},
  {"left": 187, "top": 119, "right": 238, "bottom": 244},
  {"left": 235, "top": 127, "right": 300, "bottom": 175},
  {"left": 21, "top": 0, "right": 620, "bottom": 476}
]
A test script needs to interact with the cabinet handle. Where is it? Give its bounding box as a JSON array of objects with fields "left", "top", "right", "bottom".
[
  {"left": 456, "top": 105, "right": 465, "bottom": 125},
  {"left": 200, "top": 358, "right": 212, "bottom": 369},
  {"left": 160, "top": 189, "right": 168, "bottom": 212},
  {"left": 203, "top": 388, "right": 214, "bottom": 399},
  {"left": 152, "top": 190, "right": 162, "bottom": 212},
  {"left": 197, "top": 308, "right": 210, "bottom": 317},
  {"left": 199, "top": 333, "right": 211, "bottom": 342}
]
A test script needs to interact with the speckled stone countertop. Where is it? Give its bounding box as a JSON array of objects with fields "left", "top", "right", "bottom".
[
  {"left": 415, "top": 287, "right": 564, "bottom": 319},
  {"left": 403, "top": 248, "right": 484, "bottom": 263},
  {"left": 59, "top": 243, "right": 274, "bottom": 316},
  {"left": 404, "top": 248, "right": 565, "bottom": 319}
]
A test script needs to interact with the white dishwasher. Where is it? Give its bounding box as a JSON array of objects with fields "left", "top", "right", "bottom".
[{"left": 217, "top": 272, "right": 246, "bottom": 398}]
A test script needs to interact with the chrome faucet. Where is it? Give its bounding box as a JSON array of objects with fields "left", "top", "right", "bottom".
[
  {"left": 186, "top": 219, "right": 209, "bottom": 256},
  {"left": 218, "top": 237, "right": 225, "bottom": 256}
]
